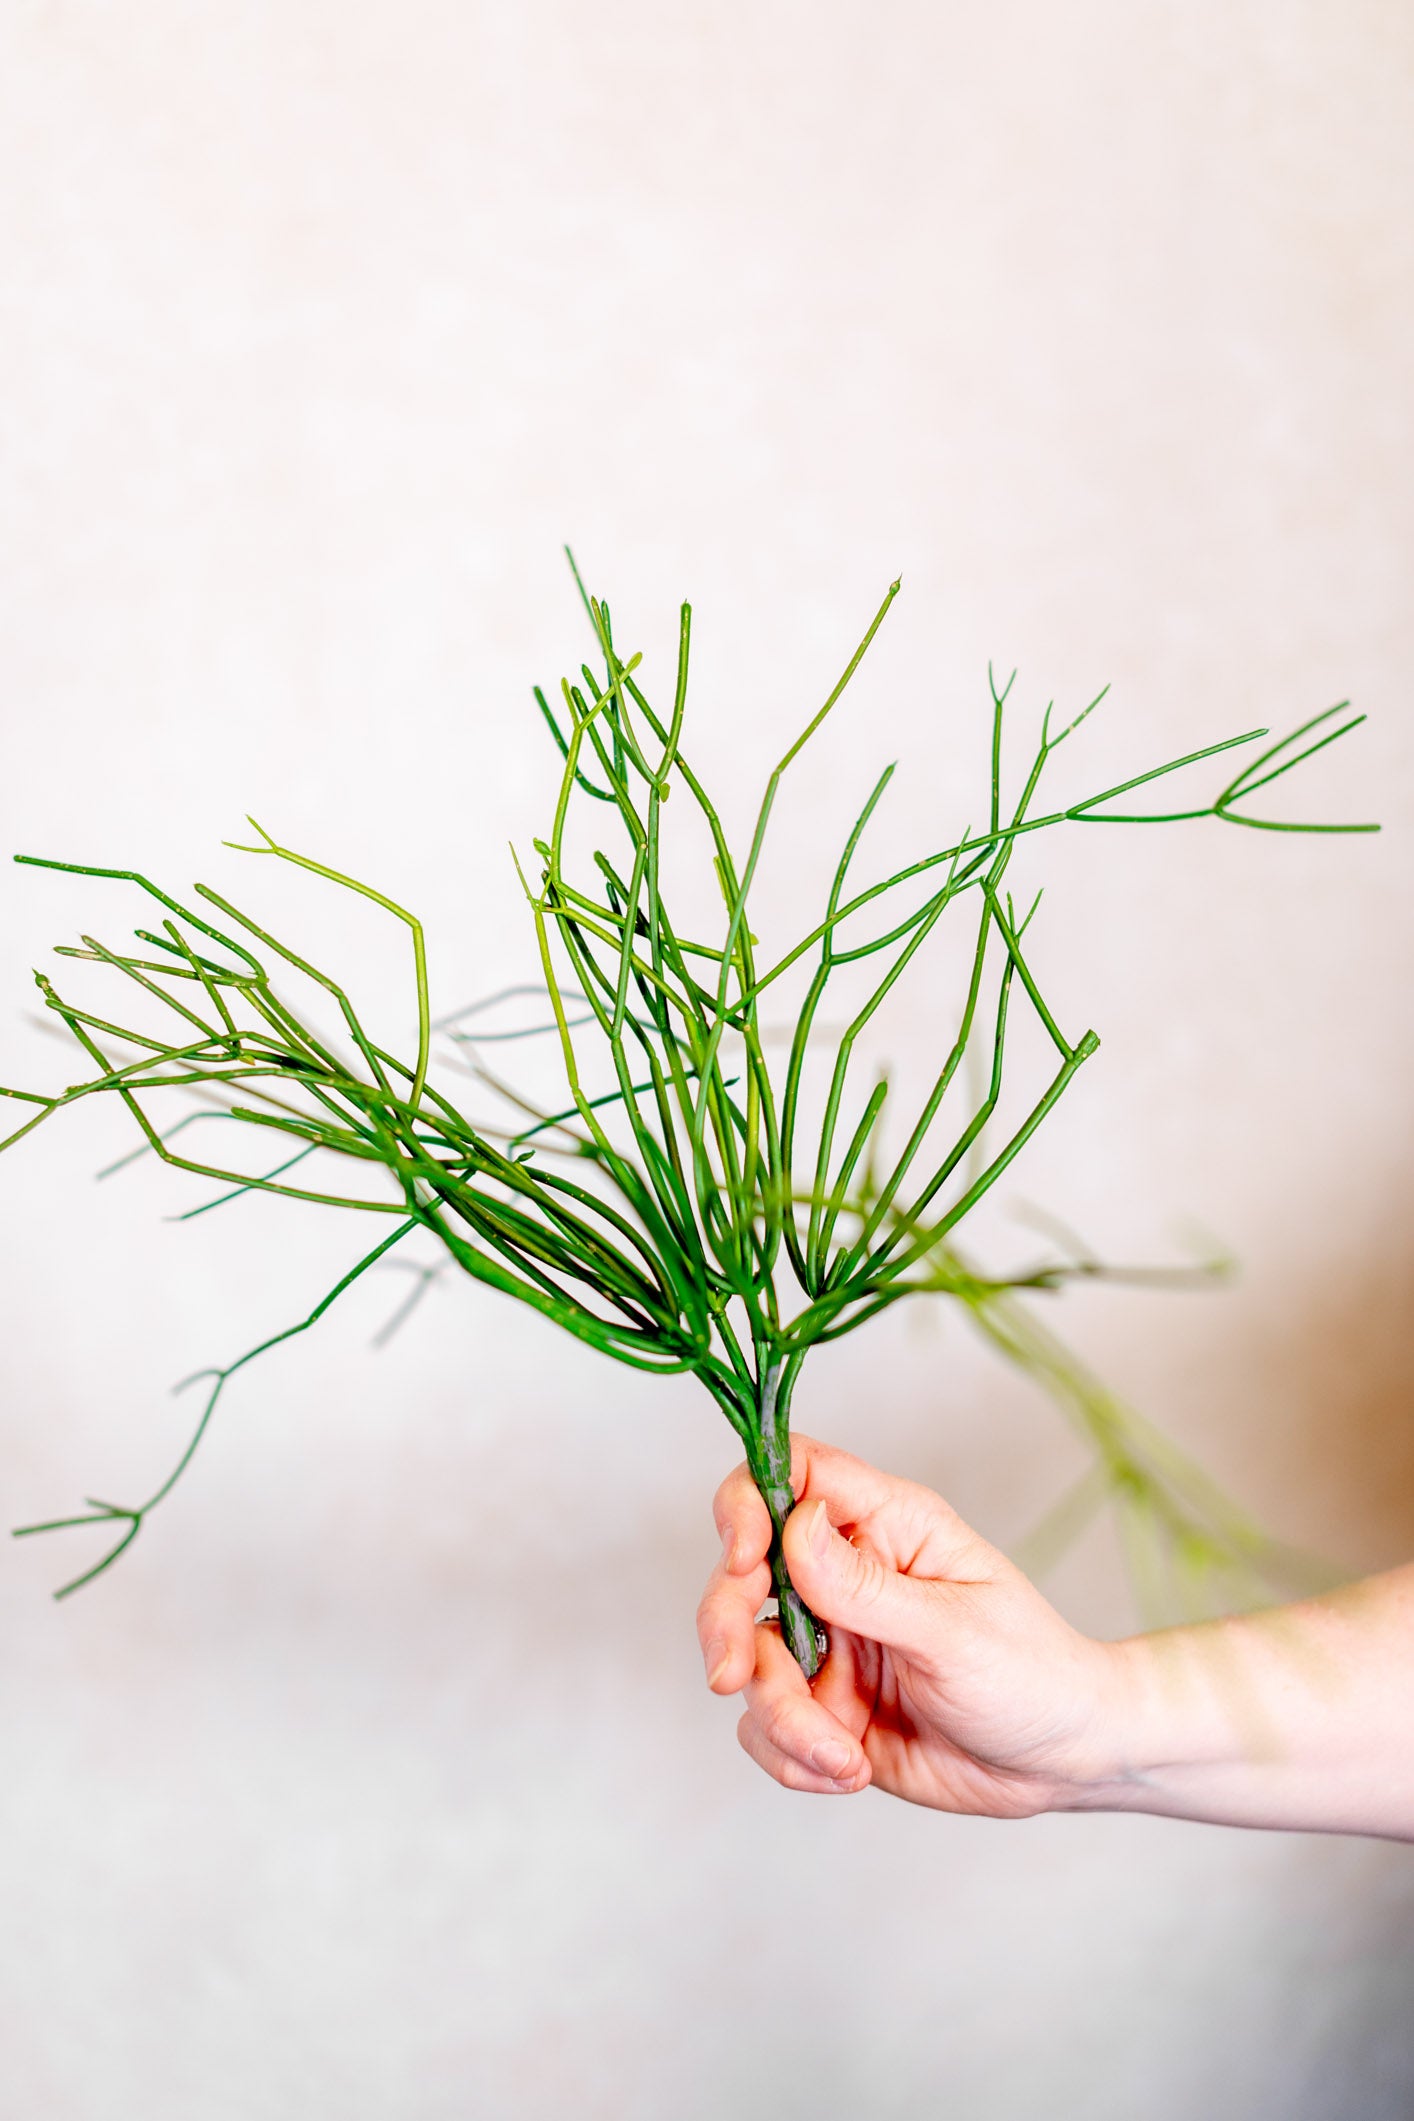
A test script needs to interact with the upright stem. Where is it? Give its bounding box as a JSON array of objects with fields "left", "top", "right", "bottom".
[{"left": 745, "top": 1353, "right": 826, "bottom": 1678}]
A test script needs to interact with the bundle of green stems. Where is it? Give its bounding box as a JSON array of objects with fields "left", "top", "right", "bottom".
[{"left": 0, "top": 566, "right": 1375, "bottom": 1667}]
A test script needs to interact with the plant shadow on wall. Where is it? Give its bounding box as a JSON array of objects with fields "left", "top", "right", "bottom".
[{"left": 0, "top": 555, "right": 1379, "bottom": 1666}]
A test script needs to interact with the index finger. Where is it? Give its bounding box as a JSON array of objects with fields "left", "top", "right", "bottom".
[{"left": 712, "top": 1460, "right": 772, "bottom": 1575}]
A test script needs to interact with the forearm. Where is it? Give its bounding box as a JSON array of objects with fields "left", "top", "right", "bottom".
[{"left": 1065, "top": 1564, "right": 1414, "bottom": 1840}]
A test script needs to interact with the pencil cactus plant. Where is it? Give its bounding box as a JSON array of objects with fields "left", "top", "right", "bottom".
[{"left": 1, "top": 563, "right": 1375, "bottom": 1667}]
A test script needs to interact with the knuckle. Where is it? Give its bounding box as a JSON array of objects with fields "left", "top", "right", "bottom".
[
  {"left": 738, "top": 1713, "right": 809, "bottom": 1793},
  {"left": 843, "top": 1541, "right": 888, "bottom": 1610},
  {"left": 760, "top": 1697, "right": 812, "bottom": 1763},
  {"left": 715, "top": 1461, "right": 752, "bottom": 1511},
  {"left": 778, "top": 1755, "right": 829, "bottom": 1794},
  {"left": 736, "top": 1713, "right": 777, "bottom": 1777}
]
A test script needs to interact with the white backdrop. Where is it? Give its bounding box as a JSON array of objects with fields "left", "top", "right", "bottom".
[{"left": 2, "top": 6, "right": 1412, "bottom": 2116}]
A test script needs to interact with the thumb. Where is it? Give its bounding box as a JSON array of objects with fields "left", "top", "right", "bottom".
[{"left": 783, "top": 1497, "right": 939, "bottom": 1659}]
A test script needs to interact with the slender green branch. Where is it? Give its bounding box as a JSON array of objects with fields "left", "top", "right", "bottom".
[{"left": 1, "top": 566, "right": 1376, "bottom": 1650}]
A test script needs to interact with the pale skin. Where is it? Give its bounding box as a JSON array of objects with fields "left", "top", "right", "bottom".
[{"left": 697, "top": 1435, "right": 1414, "bottom": 1840}]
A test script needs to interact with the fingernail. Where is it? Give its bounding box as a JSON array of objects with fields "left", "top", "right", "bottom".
[
  {"left": 720, "top": 1522, "right": 737, "bottom": 1572},
  {"left": 704, "top": 1638, "right": 730, "bottom": 1688},
  {"left": 807, "top": 1499, "right": 831, "bottom": 1559},
  {"left": 811, "top": 1738, "right": 853, "bottom": 1778}
]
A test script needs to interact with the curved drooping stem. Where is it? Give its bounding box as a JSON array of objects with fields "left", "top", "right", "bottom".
[{"left": 743, "top": 1352, "right": 826, "bottom": 1678}]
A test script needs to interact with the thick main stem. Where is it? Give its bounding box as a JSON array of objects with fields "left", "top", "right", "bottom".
[{"left": 745, "top": 1354, "right": 827, "bottom": 1679}]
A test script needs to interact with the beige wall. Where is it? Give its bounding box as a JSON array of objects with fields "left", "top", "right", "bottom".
[{"left": 2, "top": 5, "right": 1412, "bottom": 2115}]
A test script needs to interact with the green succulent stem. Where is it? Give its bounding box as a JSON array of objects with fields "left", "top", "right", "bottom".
[
  {"left": 0, "top": 556, "right": 1379, "bottom": 1642},
  {"left": 742, "top": 1351, "right": 823, "bottom": 1676}
]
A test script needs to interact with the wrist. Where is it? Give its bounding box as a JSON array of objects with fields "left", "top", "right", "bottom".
[
  {"left": 1042, "top": 1629, "right": 1234, "bottom": 1816},
  {"left": 1048, "top": 1609, "right": 1347, "bottom": 1829},
  {"left": 1033, "top": 1569, "right": 1414, "bottom": 1839}
]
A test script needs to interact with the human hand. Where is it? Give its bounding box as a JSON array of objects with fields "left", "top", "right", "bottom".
[{"left": 696, "top": 1434, "right": 1124, "bottom": 1812}]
